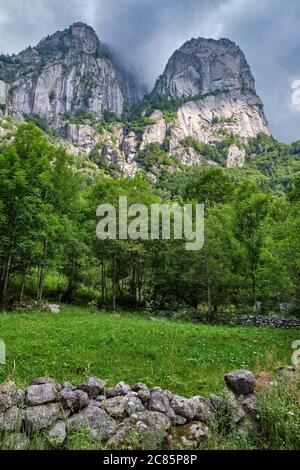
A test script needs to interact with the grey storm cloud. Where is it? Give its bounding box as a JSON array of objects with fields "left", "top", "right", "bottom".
[{"left": 0, "top": 0, "right": 300, "bottom": 142}]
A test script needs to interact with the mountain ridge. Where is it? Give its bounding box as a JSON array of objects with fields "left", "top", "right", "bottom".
[{"left": 0, "top": 22, "right": 269, "bottom": 174}]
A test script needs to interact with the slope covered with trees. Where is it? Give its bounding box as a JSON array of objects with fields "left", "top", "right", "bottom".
[{"left": 0, "top": 124, "right": 299, "bottom": 316}]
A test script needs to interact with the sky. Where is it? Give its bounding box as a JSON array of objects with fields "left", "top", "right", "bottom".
[{"left": 0, "top": 0, "right": 299, "bottom": 143}]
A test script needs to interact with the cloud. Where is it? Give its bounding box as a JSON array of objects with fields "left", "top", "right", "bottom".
[{"left": 0, "top": 0, "right": 300, "bottom": 142}]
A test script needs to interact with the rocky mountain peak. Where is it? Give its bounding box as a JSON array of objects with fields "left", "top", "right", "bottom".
[
  {"left": 34, "top": 22, "right": 102, "bottom": 60},
  {"left": 153, "top": 36, "right": 256, "bottom": 99}
]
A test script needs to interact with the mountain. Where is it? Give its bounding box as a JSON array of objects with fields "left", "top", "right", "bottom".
[
  {"left": 0, "top": 23, "right": 146, "bottom": 128},
  {"left": 0, "top": 24, "right": 270, "bottom": 174}
]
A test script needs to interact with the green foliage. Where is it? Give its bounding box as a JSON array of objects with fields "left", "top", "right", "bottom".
[
  {"left": 258, "top": 378, "right": 300, "bottom": 449},
  {"left": 182, "top": 137, "right": 227, "bottom": 165}
]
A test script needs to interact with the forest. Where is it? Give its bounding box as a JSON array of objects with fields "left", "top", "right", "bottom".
[{"left": 0, "top": 123, "right": 299, "bottom": 317}]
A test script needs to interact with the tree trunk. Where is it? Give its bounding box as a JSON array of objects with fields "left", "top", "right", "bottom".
[
  {"left": 36, "top": 239, "right": 48, "bottom": 301},
  {"left": 112, "top": 253, "right": 117, "bottom": 311},
  {"left": 20, "top": 263, "right": 30, "bottom": 301},
  {"left": 1, "top": 211, "right": 18, "bottom": 306}
]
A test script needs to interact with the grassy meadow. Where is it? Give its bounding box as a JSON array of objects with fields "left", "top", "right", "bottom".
[{"left": 0, "top": 306, "right": 298, "bottom": 397}]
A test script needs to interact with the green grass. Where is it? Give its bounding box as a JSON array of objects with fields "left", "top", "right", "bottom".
[{"left": 0, "top": 306, "right": 298, "bottom": 397}]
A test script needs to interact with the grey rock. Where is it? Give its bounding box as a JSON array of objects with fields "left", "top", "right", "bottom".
[
  {"left": 190, "top": 396, "right": 215, "bottom": 424},
  {"left": 59, "top": 388, "right": 89, "bottom": 412},
  {"left": 62, "top": 382, "right": 75, "bottom": 390},
  {"left": 149, "top": 389, "right": 175, "bottom": 419},
  {"left": 90, "top": 400, "right": 102, "bottom": 408},
  {"left": 4, "top": 23, "right": 145, "bottom": 128},
  {"left": 68, "top": 405, "right": 116, "bottom": 442},
  {"left": 22, "top": 403, "right": 61, "bottom": 432},
  {"left": 78, "top": 377, "right": 106, "bottom": 399},
  {"left": 30, "top": 377, "right": 56, "bottom": 386},
  {"left": 46, "top": 304, "right": 60, "bottom": 314},
  {"left": 0, "top": 380, "right": 17, "bottom": 396},
  {"left": 26, "top": 383, "right": 58, "bottom": 406},
  {"left": 174, "top": 415, "right": 187, "bottom": 426},
  {"left": 124, "top": 396, "right": 145, "bottom": 415},
  {"left": 106, "top": 381, "right": 131, "bottom": 398},
  {"left": 13, "top": 389, "right": 25, "bottom": 406},
  {"left": 95, "top": 394, "right": 106, "bottom": 402},
  {"left": 4, "top": 432, "right": 30, "bottom": 450},
  {"left": 0, "top": 394, "right": 13, "bottom": 411},
  {"left": 225, "top": 369, "right": 256, "bottom": 396},
  {"left": 132, "top": 383, "right": 151, "bottom": 402},
  {"left": 107, "top": 411, "right": 171, "bottom": 450},
  {"left": 242, "top": 395, "right": 257, "bottom": 416},
  {"left": 178, "top": 421, "right": 209, "bottom": 448},
  {"left": 210, "top": 393, "right": 245, "bottom": 424},
  {"left": 48, "top": 420, "right": 67, "bottom": 446},
  {"left": 101, "top": 396, "right": 126, "bottom": 419},
  {"left": 0, "top": 381, "right": 17, "bottom": 411},
  {"left": 170, "top": 395, "right": 196, "bottom": 421},
  {"left": 0, "top": 406, "right": 22, "bottom": 432}
]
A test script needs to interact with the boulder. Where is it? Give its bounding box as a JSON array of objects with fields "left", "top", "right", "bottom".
[
  {"left": 148, "top": 388, "right": 175, "bottom": 419},
  {"left": 176, "top": 421, "right": 209, "bottom": 448},
  {"left": 107, "top": 411, "right": 171, "bottom": 450},
  {"left": 242, "top": 395, "right": 257, "bottom": 416},
  {"left": 68, "top": 405, "right": 116, "bottom": 442},
  {"left": 0, "top": 381, "right": 17, "bottom": 411},
  {"left": 170, "top": 395, "right": 196, "bottom": 421},
  {"left": 124, "top": 396, "right": 145, "bottom": 415},
  {"left": 100, "top": 396, "right": 126, "bottom": 419},
  {"left": 210, "top": 393, "right": 245, "bottom": 424},
  {"left": 46, "top": 304, "right": 60, "bottom": 314},
  {"left": 225, "top": 370, "right": 256, "bottom": 396},
  {"left": 132, "top": 383, "right": 151, "bottom": 403},
  {"left": 78, "top": 377, "right": 106, "bottom": 399},
  {"left": 0, "top": 406, "right": 22, "bottom": 432},
  {"left": 190, "top": 396, "right": 215, "bottom": 424},
  {"left": 59, "top": 388, "right": 89, "bottom": 412},
  {"left": 48, "top": 420, "right": 67, "bottom": 446},
  {"left": 106, "top": 381, "right": 131, "bottom": 398},
  {"left": 22, "top": 403, "right": 61, "bottom": 432},
  {"left": 26, "top": 383, "right": 58, "bottom": 406}
]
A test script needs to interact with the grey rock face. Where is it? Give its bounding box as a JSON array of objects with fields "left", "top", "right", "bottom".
[
  {"left": 1, "top": 23, "right": 145, "bottom": 127},
  {"left": 78, "top": 377, "right": 106, "bottom": 399},
  {"left": 153, "top": 37, "right": 256, "bottom": 99},
  {"left": 26, "top": 383, "right": 58, "bottom": 406},
  {"left": 68, "top": 405, "right": 116, "bottom": 441},
  {"left": 22, "top": 403, "right": 61, "bottom": 432},
  {"left": 225, "top": 370, "right": 256, "bottom": 396}
]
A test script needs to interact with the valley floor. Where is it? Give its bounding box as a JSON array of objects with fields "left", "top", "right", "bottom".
[{"left": 0, "top": 306, "right": 298, "bottom": 396}]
